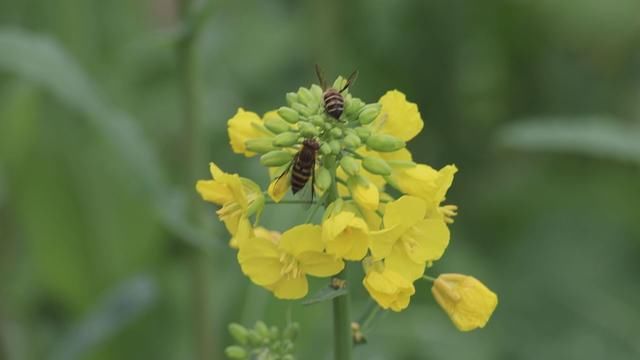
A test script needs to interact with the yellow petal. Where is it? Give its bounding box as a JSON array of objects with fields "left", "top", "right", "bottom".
[
  {"left": 209, "top": 162, "right": 225, "bottom": 179},
  {"left": 237, "top": 236, "right": 282, "bottom": 286},
  {"left": 348, "top": 176, "right": 379, "bottom": 211},
  {"left": 195, "top": 179, "right": 233, "bottom": 205},
  {"left": 373, "top": 90, "right": 423, "bottom": 142},
  {"left": 406, "top": 218, "right": 450, "bottom": 263},
  {"left": 227, "top": 108, "right": 268, "bottom": 157},
  {"left": 268, "top": 176, "right": 290, "bottom": 203},
  {"left": 383, "top": 195, "right": 426, "bottom": 229},
  {"left": 298, "top": 252, "right": 344, "bottom": 277},
  {"left": 324, "top": 215, "right": 369, "bottom": 261},
  {"left": 432, "top": 274, "right": 498, "bottom": 331},
  {"left": 271, "top": 276, "right": 309, "bottom": 300},
  {"left": 279, "top": 224, "right": 324, "bottom": 257},
  {"left": 369, "top": 224, "right": 404, "bottom": 259},
  {"left": 385, "top": 244, "right": 426, "bottom": 281},
  {"left": 434, "top": 164, "right": 457, "bottom": 204},
  {"left": 228, "top": 216, "right": 253, "bottom": 249},
  {"left": 363, "top": 268, "right": 415, "bottom": 312}
]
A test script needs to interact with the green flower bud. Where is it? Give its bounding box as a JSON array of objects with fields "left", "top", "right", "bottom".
[
  {"left": 225, "top": 346, "right": 247, "bottom": 359},
  {"left": 297, "top": 87, "right": 315, "bottom": 106},
  {"left": 283, "top": 322, "right": 300, "bottom": 341},
  {"left": 245, "top": 138, "right": 276, "bottom": 153},
  {"left": 362, "top": 157, "right": 392, "bottom": 176},
  {"left": 366, "top": 134, "right": 405, "bottom": 152},
  {"left": 345, "top": 98, "right": 365, "bottom": 117},
  {"left": 386, "top": 159, "right": 416, "bottom": 168},
  {"left": 343, "top": 134, "right": 361, "bottom": 149},
  {"left": 320, "top": 143, "right": 332, "bottom": 156},
  {"left": 255, "top": 321, "right": 270, "bottom": 338},
  {"left": 247, "top": 330, "right": 261, "bottom": 346},
  {"left": 264, "top": 117, "right": 291, "bottom": 134},
  {"left": 228, "top": 323, "right": 249, "bottom": 345},
  {"left": 330, "top": 127, "right": 343, "bottom": 138},
  {"left": 354, "top": 126, "right": 371, "bottom": 141},
  {"left": 358, "top": 103, "right": 382, "bottom": 125},
  {"left": 260, "top": 150, "right": 293, "bottom": 167},
  {"left": 340, "top": 156, "right": 360, "bottom": 176},
  {"left": 329, "top": 140, "right": 342, "bottom": 154},
  {"left": 292, "top": 102, "right": 314, "bottom": 117},
  {"left": 298, "top": 121, "right": 319, "bottom": 137},
  {"left": 278, "top": 106, "right": 299, "bottom": 123},
  {"left": 309, "top": 115, "right": 325, "bottom": 127},
  {"left": 286, "top": 92, "right": 298, "bottom": 107},
  {"left": 273, "top": 132, "right": 299, "bottom": 147},
  {"left": 332, "top": 76, "right": 346, "bottom": 91},
  {"left": 315, "top": 166, "right": 332, "bottom": 192},
  {"left": 269, "top": 326, "right": 280, "bottom": 340},
  {"left": 324, "top": 122, "right": 333, "bottom": 131},
  {"left": 310, "top": 84, "right": 323, "bottom": 99},
  {"left": 282, "top": 354, "right": 295, "bottom": 360}
]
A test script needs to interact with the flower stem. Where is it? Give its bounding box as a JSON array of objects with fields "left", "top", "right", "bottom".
[
  {"left": 422, "top": 275, "right": 437, "bottom": 282},
  {"left": 325, "top": 155, "right": 352, "bottom": 360}
]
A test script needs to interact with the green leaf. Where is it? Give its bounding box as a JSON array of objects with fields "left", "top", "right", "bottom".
[
  {"left": 497, "top": 116, "right": 640, "bottom": 164},
  {"left": 302, "top": 285, "right": 348, "bottom": 306}
]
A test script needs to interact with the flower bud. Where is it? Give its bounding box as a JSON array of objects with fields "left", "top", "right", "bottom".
[
  {"left": 269, "top": 326, "right": 279, "bottom": 340},
  {"left": 286, "top": 92, "right": 298, "bottom": 107},
  {"left": 320, "top": 143, "right": 332, "bottom": 156},
  {"left": 247, "top": 330, "right": 261, "bottom": 346},
  {"left": 366, "top": 134, "right": 406, "bottom": 152},
  {"left": 255, "top": 321, "right": 270, "bottom": 338},
  {"left": 330, "top": 127, "right": 343, "bottom": 138},
  {"left": 225, "top": 346, "right": 247, "bottom": 359},
  {"left": 310, "top": 84, "right": 323, "bottom": 99},
  {"left": 314, "top": 166, "right": 332, "bottom": 192},
  {"left": 309, "top": 115, "right": 325, "bottom": 127},
  {"left": 329, "top": 140, "right": 342, "bottom": 154},
  {"left": 298, "top": 122, "right": 319, "bottom": 137},
  {"left": 283, "top": 322, "right": 300, "bottom": 341},
  {"left": 264, "top": 117, "right": 291, "bottom": 134},
  {"left": 297, "top": 87, "right": 315, "bottom": 106},
  {"left": 292, "top": 102, "right": 313, "bottom": 117},
  {"left": 273, "top": 132, "right": 299, "bottom": 147},
  {"left": 228, "top": 323, "right": 249, "bottom": 345},
  {"left": 362, "top": 157, "right": 392, "bottom": 176},
  {"left": 245, "top": 138, "right": 276, "bottom": 153},
  {"left": 332, "top": 76, "right": 346, "bottom": 90},
  {"left": 278, "top": 106, "right": 299, "bottom": 123},
  {"left": 339, "top": 156, "right": 360, "bottom": 176},
  {"left": 343, "top": 134, "right": 361, "bottom": 149},
  {"left": 357, "top": 103, "right": 382, "bottom": 125},
  {"left": 354, "top": 126, "right": 371, "bottom": 141},
  {"left": 260, "top": 150, "right": 293, "bottom": 167},
  {"left": 345, "top": 98, "right": 365, "bottom": 117}
]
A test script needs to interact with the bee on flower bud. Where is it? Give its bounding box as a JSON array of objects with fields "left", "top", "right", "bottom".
[{"left": 315, "top": 64, "right": 358, "bottom": 121}]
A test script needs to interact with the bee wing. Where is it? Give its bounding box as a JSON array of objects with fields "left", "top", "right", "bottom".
[
  {"left": 340, "top": 69, "right": 359, "bottom": 93},
  {"left": 294, "top": 156, "right": 316, "bottom": 208},
  {"left": 315, "top": 64, "right": 327, "bottom": 90}
]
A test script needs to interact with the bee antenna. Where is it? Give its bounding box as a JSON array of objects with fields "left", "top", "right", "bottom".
[
  {"left": 340, "top": 69, "right": 359, "bottom": 93},
  {"left": 315, "top": 64, "right": 327, "bottom": 90}
]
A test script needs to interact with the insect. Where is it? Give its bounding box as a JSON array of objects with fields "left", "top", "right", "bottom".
[
  {"left": 275, "top": 138, "right": 320, "bottom": 196},
  {"left": 315, "top": 64, "right": 359, "bottom": 121}
]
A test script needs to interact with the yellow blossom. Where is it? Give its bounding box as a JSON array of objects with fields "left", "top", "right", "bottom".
[
  {"left": 362, "top": 257, "right": 415, "bottom": 312},
  {"left": 322, "top": 207, "right": 369, "bottom": 261},
  {"left": 388, "top": 164, "right": 457, "bottom": 214},
  {"left": 431, "top": 273, "right": 498, "bottom": 331},
  {"left": 195, "top": 162, "right": 264, "bottom": 235},
  {"left": 347, "top": 175, "right": 379, "bottom": 211},
  {"left": 227, "top": 108, "right": 271, "bottom": 157},
  {"left": 370, "top": 90, "right": 423, "bottom": 142},
  {"left": 370, "top": 196, "right": 449, "bottom": 280},
  {"left": 237, "top": 224, "right": 344, "bottom": 299},
  {"left": 267, "top": 175, "right": 289, "bottom": 203}
]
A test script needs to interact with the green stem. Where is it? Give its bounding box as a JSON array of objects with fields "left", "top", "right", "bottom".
[
  {"left": 422, "top": 275, "right": 437, "bottom": 282},
  {"left": 178, "top": 1, "right": 212, "bottom": 359},
  {"left": 325, "top": 156, "right": 352, "bottom": 360}
]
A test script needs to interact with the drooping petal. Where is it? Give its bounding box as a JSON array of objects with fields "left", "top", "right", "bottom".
[
  {"left": 279, "top": 224, "right": 324, "bottom": 257},
  {"left": 237, "top": 236, "right": 282, "bottom": 286},
  {"left": 196, "top": 179, "right": 233, "bottom": 205},
  {"left": 270, "top": 276, "right": 309, "bottom": 300},
  {"left": 325, "top": 215, "right": 370, "bottom": 261},
  {"left": 298, "top": 252, "right": 344, "bottom": 277}
]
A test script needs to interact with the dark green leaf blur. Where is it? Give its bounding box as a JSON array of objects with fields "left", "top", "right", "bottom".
[{"left": 1, "top": 0, "right": 639, "bottom": 359}]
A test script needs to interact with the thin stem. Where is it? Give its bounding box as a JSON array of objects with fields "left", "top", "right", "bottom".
[
  {"left": 265, "top": 200, "right": 316, "bottom": 205},
  {"left": 361, "top": 305, "right": 382, "bottom": 332},
  {"left": 325, "top": 156, "right": 352, "bottom": 360},
  {"left": 422, "top": 275, "right": 437, "bottom": 282},
  {"left": 178, "top": 1, "right": 212, "bottom": 359}
]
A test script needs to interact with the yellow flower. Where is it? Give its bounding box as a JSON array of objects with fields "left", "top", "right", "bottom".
[
  {"left": 227, "top": 108, "right": 271, "bottom": 157},
  {"left": 322, "top": 207, "right": 369, "bottom": 261},
  {"left": 431, "top": 273, "right": 498, "bottom": 331},
  {"left": 362, "top": 257, "right": 415, "bottom": 312},
  {"left": 267, "top": 175, "right": 289, "bottom": 203},
  {"left": 370, "top": 196, "right": 449, "bottom": 280},
  {"left": 370, "top": 90, "right": 423, "bottom": 142},
  {"left": 237, "top": 224, "right": 344, "bottom": 299},
  {"left": 347, "top": 175, "right": 379, "bottom": 211},
  {"left": 388, "top": 164, "right": 457, "bottom": 213},
  {"left": 228, "top": 216, "right": 253, "bottom": 249},
  {"left": 196, "top": 162, "right": 264, "bottom": 235}
]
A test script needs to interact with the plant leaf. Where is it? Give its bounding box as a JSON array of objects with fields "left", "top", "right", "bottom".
[{"left": 302, "top": 285, "right": 348, "bottom": 306}]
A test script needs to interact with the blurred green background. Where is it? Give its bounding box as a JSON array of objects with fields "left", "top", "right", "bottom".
[{"left": 1, "top": 0, "right": 640, "bottom": 359}]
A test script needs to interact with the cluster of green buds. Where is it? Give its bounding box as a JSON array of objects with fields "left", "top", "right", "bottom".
[{"left": 225, "top": 321, "right": 300, "bottom": 360}]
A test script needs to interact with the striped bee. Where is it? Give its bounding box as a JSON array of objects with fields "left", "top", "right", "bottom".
[
  {"left": 315, "top": 64, "right": 358, "bottom": 121},
  {"left": 276, "top": 138, "right": 320, "bottom": 196}
]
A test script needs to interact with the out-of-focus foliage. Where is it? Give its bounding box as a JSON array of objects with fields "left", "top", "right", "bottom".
[{"left": 1, "top": 0, "right": 639, "bottom": 359}]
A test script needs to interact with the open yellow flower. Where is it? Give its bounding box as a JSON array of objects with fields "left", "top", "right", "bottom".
[
  {"left": 322, "top": 208, "right": 369, "bottom": 261},
  {"left": 370, "top": 196, "right": 449, "bottom": 280},
  {"left": 195, "top": 162, "right": 264, "bottom": 235},
  {"left": 237, "top": 224, "right": 344, "bottom": 299},
  {"left": 227, "top": 108, "right": 272, "bottom": 157},
  {"left": 362, "top": 257, "right": 415, "bottom": 312},
  {"left": 388, "top": 164, "right": 457, "bottom": 213},
  {"left": 347, "top": 175, "right": 379, "bottom": 211},
  {"left": 370, "top": 90, "right": 423, "bottom": 142},
  {"left": 431, "top": 273, "right": 498, "bottom": 331}
]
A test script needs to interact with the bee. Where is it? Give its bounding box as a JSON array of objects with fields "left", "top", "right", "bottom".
[
  {"left": 315, "top": 64, "right": 359, "bottom": 121},
  {"left": 276, "top": 138, "right": 320, "bottom": 196}
]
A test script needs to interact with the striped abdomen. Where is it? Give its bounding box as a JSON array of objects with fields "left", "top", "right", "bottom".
[
  {"left": 323, "top": 88, "right": 344, "bottom": 120},
  {"left": 291, "top": 141, "right": 317, "bottom": 194}
]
